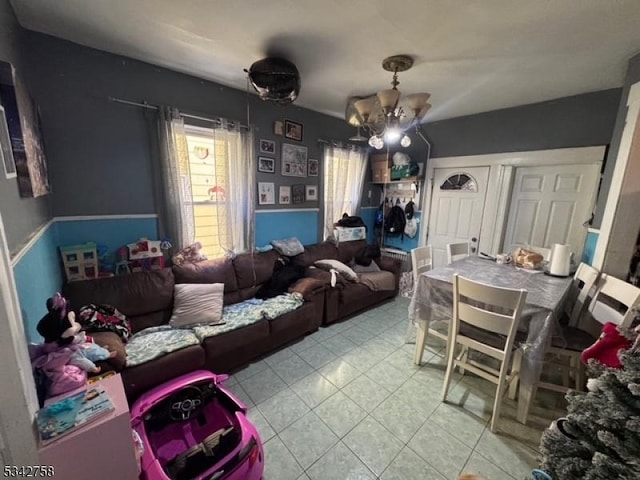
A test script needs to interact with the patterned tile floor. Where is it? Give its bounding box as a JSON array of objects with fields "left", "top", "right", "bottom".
[{"left": 226, "top": 296, "right": 567, "bottom": 480}]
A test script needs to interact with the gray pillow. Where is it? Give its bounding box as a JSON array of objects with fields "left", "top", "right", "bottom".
[
  {"left": 169, "top": 283, "right": 224, "bottom": 327},
  {"left": 314, "top": 259, "right": 358, "bottom": 282},
  {"left": 271, "top": 237, "right": 305, "bottom": 256}
]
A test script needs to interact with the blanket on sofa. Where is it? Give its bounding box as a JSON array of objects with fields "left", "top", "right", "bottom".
[
  {"left": 125, "top": 293, "right": 305, "bottom": 367},
  {"left": 193, "top": 292, "right": 304, "bottom": 341}
]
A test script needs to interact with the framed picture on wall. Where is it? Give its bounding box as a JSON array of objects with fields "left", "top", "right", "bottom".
[
  {"left": 284, "top": 120, "right": 303, "bottom": 142},
  {"left": 279, "top": 186, "right": 291, "bottom": 205},
  {"left": 292, "top": 184, "right": 305, "bottom": 204},
  {"left": 281, "top": 143, "right": 307, "bottom": 177},
  {"left": 308, "top": 159, "right": 318, "bottom": 177},
  {"left": 0, "top": 106, "right": 16, "bottom": 179},
  {"left": 305, "top": 185, "right": 318, "bottom": 201},
  {"left": 258, "top": 182, "right": 275, "bottom": 205},
  {"left": 259, "top": 139, "right": 275, "bottom": 154},
  {"left": 257, "top": 156, "right": 275, "bottom": 173}
]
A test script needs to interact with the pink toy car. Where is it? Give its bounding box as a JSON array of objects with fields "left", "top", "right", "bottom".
[{"left": 131, "top": 370, "right": 264, "bottom": 480}]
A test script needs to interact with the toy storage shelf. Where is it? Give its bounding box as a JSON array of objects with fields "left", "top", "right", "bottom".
[{"left": 60, "top": 242, "right": 99, "bottom": 282}]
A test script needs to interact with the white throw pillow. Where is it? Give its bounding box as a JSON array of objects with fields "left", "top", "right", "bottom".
[
  {"left": 169, "top": 283, "right": 224, "bottom": 328},
  {"left": 314, "top": 259, "right": 359, "bottom": 282}
]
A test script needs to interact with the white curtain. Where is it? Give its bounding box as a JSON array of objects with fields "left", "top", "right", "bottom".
[
  {"left": 322, "top": 144, "right": 367, "bottom": 239},
  {"left": 156, "top": 109, "right": 255, "bottom": 257},
  {"left": 157, "top": 106, "right": 194, "bottom": 250},
  {"left": 210, "top": 120, "right": 255, "bottom": 255}
]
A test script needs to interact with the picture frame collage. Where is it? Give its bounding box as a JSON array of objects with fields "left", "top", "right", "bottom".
[{"left": 256, "top": 121, "right": 318, "bottom": 205}]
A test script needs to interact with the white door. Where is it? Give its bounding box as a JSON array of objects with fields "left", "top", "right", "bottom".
[
  {"left": 427, "top": 167, "right": 490, "bottom": 267},
  {"left": 503, "top": 164, "right": 600, "bottom": 258}
]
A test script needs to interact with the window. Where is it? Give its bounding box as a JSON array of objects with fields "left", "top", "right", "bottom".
[
  {"left": 322, "top": 144, "right": 367, "bottom": 238},
  {"left": 440, "top": 173, "right": 477, "bottom": 191},
  {"left": 184, "top": 126, "right": 231, "bottom": 258}
]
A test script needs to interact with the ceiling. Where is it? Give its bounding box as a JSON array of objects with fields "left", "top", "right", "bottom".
[{"left": 10, "top": 0, "right": 640, "bottom": 122}]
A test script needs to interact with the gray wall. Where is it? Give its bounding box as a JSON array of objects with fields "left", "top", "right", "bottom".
[
  {"left": 420, "top": 89, "right": 621, "bottom": 225},
  {"left": 0, "top": 0, "right": 51, "bottom": 255},
  {"left": 21, "top": 30, "right": 355, "bottom": 230}
]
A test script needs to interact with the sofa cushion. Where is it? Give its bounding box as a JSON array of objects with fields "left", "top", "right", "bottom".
[
  {"left": 233, "top": 250, "right": 280, "bottom": 288},
  {"left": 172, "top": 257, "right": 239, "bottom": 294},
  {"left": 291, "top": 242, "right": 339, "bottom": 267},
  {"left": 271, "top": 237, "right": 305, "bottom": 256},
  {"left": 169, "top": 283, "right": 224, "bottom": 327},
  {"left": 337, "top": 239, "right": 367, "bottom": 265},
  {"left": 64, "top": 269, "right": 174, "bottom": 318},
  {"left": 315, "top": 259, "right": 358, "bottom": 282}
]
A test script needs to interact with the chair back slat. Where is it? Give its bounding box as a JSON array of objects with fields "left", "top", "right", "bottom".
[
  {"left": 453, "top": 274, "right": 527, "bottom": 355},
  {"left": 588, "top": 273, "right": 640, "bottom": 328},
  {"left": 411, "top": 246, "right": 433, "bottom": 284},
  {"left": 567, "top": 263, "right": 600, "bottom": 326},
  {"left": 447, "top": 242, "right": 470, "bottom": 265},
  {"left": 458, "top": 303, "right": 515, "bottom": 336}
]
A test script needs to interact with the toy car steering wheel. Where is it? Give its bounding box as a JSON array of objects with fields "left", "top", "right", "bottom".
[{"left": 169, "top": 386, "right": 204, "bottom": 421}]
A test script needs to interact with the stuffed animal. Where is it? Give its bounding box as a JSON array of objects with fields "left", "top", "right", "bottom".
[
  {"left": 172, "top": 241, "right": 208, "bottom": 266},
  {"left": 32, "top": 293, "right": 115, "bottom": 397}
]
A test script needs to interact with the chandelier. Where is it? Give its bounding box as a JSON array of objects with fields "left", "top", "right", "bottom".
[{"left": 346, "top": 55, "right": 431, "bottom": 149}]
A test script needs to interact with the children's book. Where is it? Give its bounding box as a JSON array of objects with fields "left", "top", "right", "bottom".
[{"left": 37, "top": 386, "right": 114, "bottom": 445}]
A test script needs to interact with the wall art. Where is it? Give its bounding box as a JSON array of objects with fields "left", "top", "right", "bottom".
[
  {"left": 281, "top": 143, "right": 307, "bottom": 177},
  {"left": 0, "top": 61, "right": 50, "bottom": 197}
]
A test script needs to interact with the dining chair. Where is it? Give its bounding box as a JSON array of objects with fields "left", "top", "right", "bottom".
[
  {"left": 442, "top": 274, "right": 527, "bottom": 432},
  {"left": 523, "top": 270, "right": 640, "bottom": 396},
  {"left": 531, "top": 263, "right": 600, "bottom": 393},
  {"left": 411, "top": 246, "right": 450, "bottom": 358},
  {"left": 446, "top": 242, "right": 470, "bottom": 264}
]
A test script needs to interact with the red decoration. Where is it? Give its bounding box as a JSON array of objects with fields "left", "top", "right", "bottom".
[{"left": 580, "top": 322, "right": 631, "bottom": 368}]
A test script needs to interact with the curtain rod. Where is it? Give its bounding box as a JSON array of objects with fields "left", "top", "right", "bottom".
[
  {"left": 317, "top": 138, "right": 365, "bottom": 149},
  {"left": 108, "top": 96, "right": 250, "bottom": 130}
]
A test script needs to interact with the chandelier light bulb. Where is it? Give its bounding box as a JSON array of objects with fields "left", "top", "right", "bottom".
[
  {"left": 384, "top": 127, "right": 402, "bottom": 143},
  {"left": 368, "top": 135, "right": 378, "bottom": 148},
  {"left": 400, "top": 134, "right": 412, "bottom": 147}
]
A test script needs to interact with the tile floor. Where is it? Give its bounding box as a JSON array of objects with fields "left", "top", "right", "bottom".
[{"left": 225, "top": 296, "right": 567, "bottom": 480}]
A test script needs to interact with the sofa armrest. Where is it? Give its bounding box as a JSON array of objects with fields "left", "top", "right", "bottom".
[
  {"left": 376, "top": 256, "right": 402, "bottom": 275},
  {"left": 289, "top": 277, "right": 326, "bottom": 301},
  {"left": 90, "top": 331, "right": 127, "bottom": 371}
]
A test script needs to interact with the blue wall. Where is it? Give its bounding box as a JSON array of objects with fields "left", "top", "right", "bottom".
[
  {"left": 55, "top": 216, "right": 158, "bottom": 268},
  {"left": 582, "top": 230, "right": 599, "bottom": 266},
  {"left": 14, "top": 216, "right": 159, "bottom": 343},
  {"left": 255, "top": 210, "right": 319, "bottom": 247},
  {"left": 12, "top": 224, "right": 63, "bottom": 343}
]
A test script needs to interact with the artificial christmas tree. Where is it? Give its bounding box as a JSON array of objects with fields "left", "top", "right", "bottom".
[{"left": 534, "top": 332, "right": 640, "bottom": 480}]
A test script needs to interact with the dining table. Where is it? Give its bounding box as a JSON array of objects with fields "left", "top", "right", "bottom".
[{"left": 408, "top": 255, "right": 574, "bottom": 424}]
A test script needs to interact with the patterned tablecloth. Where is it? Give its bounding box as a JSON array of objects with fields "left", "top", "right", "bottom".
[{"left": 407, "top": 255, "right": 573, "bottom": 421}]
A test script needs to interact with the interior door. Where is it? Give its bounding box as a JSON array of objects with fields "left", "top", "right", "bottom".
[
  {"left": 427, "top": 166, "right": 490, "bottom": 267},
  {"left": 503, "top": 164, "right": 600, "bottom": 258}
]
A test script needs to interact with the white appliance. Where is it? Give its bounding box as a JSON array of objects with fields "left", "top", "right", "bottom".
[{"left": 549, "top": 244, "right": 572, "bottom": 277}]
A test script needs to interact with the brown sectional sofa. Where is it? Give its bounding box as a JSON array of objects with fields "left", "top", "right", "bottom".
[
  {"left": 63, "top": 240, "right": 401, "bottom": 402},
  {"left": 292, "top": 239, "right": 402, "bottom": 325}
]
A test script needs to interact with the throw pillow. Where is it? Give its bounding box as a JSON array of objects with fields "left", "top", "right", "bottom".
[
  {"left": 169, "top": 283, "right": 224, "bottom": 328},
  {"left": 271, "top": 237, "right": 305, "bottom": 257},
  {"left": 314, "top": 259, "right": 358, "bottom": 282}
]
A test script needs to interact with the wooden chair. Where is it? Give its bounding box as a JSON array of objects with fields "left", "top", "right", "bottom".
[
  {"left": 532, "top": 263, "right": 600, "bottom": 393},
  {"left": 442, "top": 274, "right": 527, "bottom": 432},
  {"left": 411, "top": 246, "right": 449, "bottom": 361},
  {"left": 446, "top": 242, "right": 470, "bottom": 264}
]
